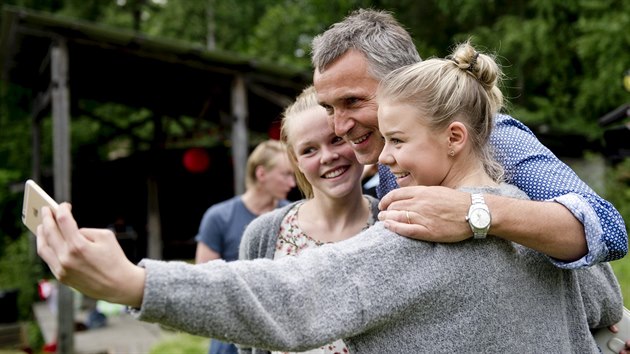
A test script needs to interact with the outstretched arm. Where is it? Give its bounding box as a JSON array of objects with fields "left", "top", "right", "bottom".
[
  {"left": 378, "top": 114, "right": 627, "bottom": 267},
  {"left": 35, "top": 203, "right": 408, "bottom": 351},
  {"left": 36, "top": 203, "right": 145, "bottom": 307}
]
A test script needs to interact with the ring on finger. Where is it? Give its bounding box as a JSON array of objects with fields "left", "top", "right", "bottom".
[{"left": 405, "top": 210, "right": 411, "bottom": 224}]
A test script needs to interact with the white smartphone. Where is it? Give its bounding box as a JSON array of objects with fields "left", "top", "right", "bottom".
[
  {"left": 593, "top": 307, "right": 630, "bottom": 353},
  {"left": 22, "top": 179, "right": 59, "bottom": 234}
]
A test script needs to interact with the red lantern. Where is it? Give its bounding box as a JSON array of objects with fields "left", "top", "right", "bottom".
[
  {"left": 182, "top": 148, "right": 210, "bottom": 173},
  {"left": 268, "top": 120, "right": 281, "bottom": 140}
]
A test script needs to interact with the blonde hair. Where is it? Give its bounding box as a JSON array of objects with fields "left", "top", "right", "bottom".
[
  {"left": 245, "top": 139, "right": 288, "bottom": 189},
  {"left": 377, "top": 40, "right": 504, "bottom": 182},
  {"left": 280, "top": 86, "right": 320, "bottom": 199}
]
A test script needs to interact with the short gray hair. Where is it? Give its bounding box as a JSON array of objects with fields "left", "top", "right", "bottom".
[{"left": 311, "top": 9, "right": 421, "bottom": 80}]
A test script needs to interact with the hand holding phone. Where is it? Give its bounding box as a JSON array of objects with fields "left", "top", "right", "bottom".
[
  {"left": 593, "top": 307, "right": 630, "bottom": 353},
  {"left": 22, "top": 179, "right": 59, "bottom": 234}
]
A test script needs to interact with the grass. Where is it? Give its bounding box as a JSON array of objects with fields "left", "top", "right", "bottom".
[
  {"left": 611, "top": 257, "right": 630, "bottom": 308},
  {"left": 149, "top": 332, "right": 210, "bottom": 354}
]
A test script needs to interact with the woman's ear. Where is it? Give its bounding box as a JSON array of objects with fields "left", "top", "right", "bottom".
[
  {"left": 254, "top": 165, "right": 266, "bottom": 181},
  {"left": 447, "top": 121, "right": 467, "bottom": 153}
]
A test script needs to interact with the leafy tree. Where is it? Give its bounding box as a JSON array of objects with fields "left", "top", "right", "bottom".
[
  {"left": 448, "top": 0, "right": 630, "bottom": 138},
  {"left": 574, "top": 0, "right": 630, "bottom": 130},
  {"left": 2, "top": 0, "right": 630, "bottom": 243}
]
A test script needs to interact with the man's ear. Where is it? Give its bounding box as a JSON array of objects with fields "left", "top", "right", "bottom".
[{"left": 448, "top": 121, "right": 468, "bottom": 153}]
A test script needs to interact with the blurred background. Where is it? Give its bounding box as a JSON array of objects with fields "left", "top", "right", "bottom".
[{"left": 0, "top": 0, "right": 629, "bottom": 353}]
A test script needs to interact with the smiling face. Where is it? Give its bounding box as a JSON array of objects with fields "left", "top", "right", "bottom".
[
  {"left": 313, "top": 50, "right": 382, "bottom": 165},
  {"left": 377, "top": 101, "right": 453, "bottom": 187},
  {"left": 287, "top": 105, "right": 364, "bottom": 199}
]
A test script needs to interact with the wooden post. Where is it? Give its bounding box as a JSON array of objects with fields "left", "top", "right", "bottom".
[
  {"left": 30, "top": 115, "right": 42, "bottom": 183},
  {"left": 51, "top": 39, "right": 74, "bottom": 354},
  {"left": 30, "top": 93, "right": 44, "bottom": 263},
  {"left": 146, "top": 176, "right": 162, "bottom": 260},
  {"left": 231, "top": 75, "right": 248, "bottom": 195}
]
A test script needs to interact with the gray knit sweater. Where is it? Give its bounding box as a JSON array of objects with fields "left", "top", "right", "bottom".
[
  {"left": 237, "top": 195, "right": 380, "bottom": 354},
  {"left": 135, "top": 184, "right": 622, "bottom": 353}
]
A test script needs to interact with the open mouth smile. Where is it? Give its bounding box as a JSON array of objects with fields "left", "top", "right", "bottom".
[
  {"left": 350, "top": 133, "right": 370, "bottom": 145},
  {"left": 322, "top": 166, "right": 349, "bottom": 179}
]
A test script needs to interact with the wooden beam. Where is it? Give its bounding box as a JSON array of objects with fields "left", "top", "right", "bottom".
[{"left": 51, "top": 38, "right": 74, "bottom": 354}]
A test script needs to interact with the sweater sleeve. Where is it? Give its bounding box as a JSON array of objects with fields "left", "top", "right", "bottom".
[
  {"left": 134, "top": 249, "right": 367, "bottom": 351},
  {"left": 133, "top": 224, "right": 435, "bottom": 352},
  {"left": 575, "top": 262, "right": 624, "bottom": 329}
]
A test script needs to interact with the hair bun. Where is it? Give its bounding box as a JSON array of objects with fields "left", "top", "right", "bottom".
[{"left": 449, "top": 41, "right": 499, "bottom": 91}]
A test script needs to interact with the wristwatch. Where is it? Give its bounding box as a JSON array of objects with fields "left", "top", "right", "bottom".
[{"left": 466, "top": 193, "right": 491, "bottom": 239}]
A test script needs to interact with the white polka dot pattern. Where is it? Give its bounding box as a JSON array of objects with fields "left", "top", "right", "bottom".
[{"left": 491, "top": 114, "right": 627, "bottom": 265}]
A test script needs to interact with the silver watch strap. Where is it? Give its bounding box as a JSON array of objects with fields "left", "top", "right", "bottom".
[{"left": 471, "top": 193, "right": 485, "bottom": 205}]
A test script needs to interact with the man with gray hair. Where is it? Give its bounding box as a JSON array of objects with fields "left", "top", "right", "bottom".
[{"left": 311, "top": 8, "right": 627, "bottom": 268}]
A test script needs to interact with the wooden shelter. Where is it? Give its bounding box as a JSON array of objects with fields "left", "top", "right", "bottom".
[
  {"left": 1, "top": 6, "right": 310, "bottom": 352},
  {"left": 1, "top": 5, "right": 310, "bottom": 256}
]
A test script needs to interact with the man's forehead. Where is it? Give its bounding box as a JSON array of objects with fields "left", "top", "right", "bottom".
[{"left": 315, "top": 83, "right": 373, "bottom": 103}]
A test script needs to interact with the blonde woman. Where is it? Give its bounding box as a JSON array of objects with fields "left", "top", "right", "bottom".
[{"left": 238, "top": 86, "right": 379, "bottom": 354}]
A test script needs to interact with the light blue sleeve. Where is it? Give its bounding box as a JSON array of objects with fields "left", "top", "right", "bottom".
[{"left": 490, "top": 114, "right": 628, "bottom": 268}]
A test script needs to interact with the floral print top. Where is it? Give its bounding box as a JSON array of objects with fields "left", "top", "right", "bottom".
[{"left": 272, "top": 201, "right": 373, "bottom": 354}]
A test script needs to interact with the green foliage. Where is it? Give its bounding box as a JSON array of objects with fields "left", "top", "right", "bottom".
[
  {"left": 611, "top": 258, "right": 630, "bottom": 308},
  {"left": 574, "top": 0, "right": 630, "bottom": 123},
  {"left": 0, "top": 82, "right": 34, "bottom": 176},
  {"left": 0, "top": 81, "right": 39, "bottom": 243},
  {"left": 26, "top": 321, "right": 44, "bottom": 353},
  {"left": 149, "top": 332, "right": 209, "bottom": 354},
  {"left": 0, "top": 232, "right": 44, "bottom": 320},
  {"left": 1, "top": 0, "right": 62, "bottom": 12},
  {"left": 605, "top": 159, "right": 630, "bottom": 306},
  {"left": 465, "top": 0, "right": 629, "bottom": 138},
  {"left": 0, "top": 232, "right": 45, "bottom": 352},
  {"left": 139, "top": 1, "right": 207, "bottom": 43},
  {"left": 246, "top": 2, "right": 319, "bottom": 68},
  {"left": 3, "top": 0, "right": 627, "bottom": 140},
  {"left": 604, "top": 159, "right": 630, "bottom": 236}
]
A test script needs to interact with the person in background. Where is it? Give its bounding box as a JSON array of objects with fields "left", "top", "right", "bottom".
[
  {"left": 311, "top": 9, "right": 627, "bottom": 267},
  {"left": 238, "top": 86, "right": 379, "bottom": 354},
  {"left": 194, "top": 139, "right": 296, "bottom": 354},
  {"left": 195, "top": 139, "right": 295, "bottom": 264}
]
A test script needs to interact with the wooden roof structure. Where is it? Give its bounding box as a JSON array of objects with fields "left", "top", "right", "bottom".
[
  {"left": 0, "top": 6, "right": 310, "bottom": 352},
  {"left": 1, "top": 4, "right": 311, "bottom": 254}
]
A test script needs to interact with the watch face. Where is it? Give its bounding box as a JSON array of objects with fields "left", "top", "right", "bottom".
[{"left": 470, "top": 208, "right": 491, "bottom": 229}]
